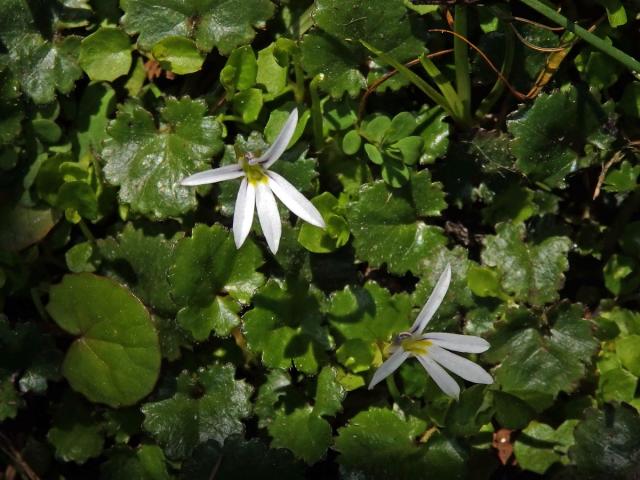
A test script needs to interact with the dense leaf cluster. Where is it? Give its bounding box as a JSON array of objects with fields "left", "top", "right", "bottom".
[{"left": 2, "top": 0, "right": 640, "bottom": 478}]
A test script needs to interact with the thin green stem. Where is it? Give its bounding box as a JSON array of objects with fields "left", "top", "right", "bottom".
[
  {"left": 385, "top": 375, "right": 402, "bottom": 402},
  {"left": 78, "top": 219, "right": 96, "bottom": 245},
  {"left": 309, "top": 74, "right": 324, "bottom": 151},
  {"left": 361, "top": 41, "right": 460, "bottom": 123},
  {"left": 453, "top": 6, "right": 472, "bottom": 122},
  {"left": 419, "top": 55, "right": 463, "bottom": 119},
  {"left": 519, "top": 0, "right": 640, "bottom": 73},
  {"left": 294, "top": 3, "right": 316, "bottom": 38},
  {"left": 293, "top": 62, "right": 306, "bottom": 104}
]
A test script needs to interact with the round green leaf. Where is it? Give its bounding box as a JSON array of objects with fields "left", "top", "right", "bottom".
[
  {"left": 46, "top": 273, "right": 161, "bottom": 407},
  {"left": 151, "top": 36, "right": 204, "bottom": 75},
  {"left": 79, "top": 27, "right": 132, "bottom": 82},
  {"left": 342, "top": 129, "right": 362, "bottom": 155}
]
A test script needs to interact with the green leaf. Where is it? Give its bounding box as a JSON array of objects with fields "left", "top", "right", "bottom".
[
  {"left": 141, "top": 364, "right": 252, "bottom": 459},
  {"left": 488, "top": 304, "right": 598, "bottom": 410},
  {"left": 335, "top": 408, "right": 466, "bottom": 479},
  {"left": 8, "top": 34, "right": 83, "bottom": 104},
  {"left": 102, "top": 97, "right": 223, "bottom": 219},
  {"left": 513, "top": 420, "right": 577, "bottom": 474},
  {"left": 121, "top": 0, "right": 275, "bottom": 55},
  {"left": 221, "top": 45, "right": 257, "bottom": 93},
  {"left": 182, "top": 437, "right": 304, "bottom": 480},
  {"left": 467, "top": 264, "right": 509, "bottom": 300},
  {"left": 47, "top": 393, "right": 105, "bottom": 464},
  {"left": 170, "top": 224, "right": 264, "bottom": 339},
  {"left": 268, "top": 407, "right": 333, "bottom": 464},
  {"left": 417, "top": 106, "right": 449, "bottom": 164},
  {"left": 314, "top": 366, "right": 345, "bottom": 417},
  {"left": 46, "top": 274, "right": 161, "bottom": 407},
  {"left": 98, "top": 223, "right": 183, "bottom": 317},
  {"left": 347, "top": 170, "right": 447, "bottom": 274},
  {"left": 256, "top": 41, "right": 289, "bottom": 96},
  {"left": 151, "top": 36, "right": 204, "bottom": 75},
  {"left": 603, "top": 254, "right": 639, "bottom": 295},
  {"left": 232, "top": 88, "right": 264, "bottom": 123},
  {"left": 604, "top": 160, "right": 640, "bottom": 193},
  {"left": 327, "top": 281, "right": 412, "bottom": 341},
  {"left": 616, "top": 334, "right": 640, "bottom": 376},
  {"left": 597, "top": 366, "right": 637, "bottom": 403},
  {"left": 78, "top": 27, "right": 132, "bottom": 82},
  {"left": 342, "top": 130, "right": 362, "bottom": 155},
  {"left": 0, "top": 203, "right": 59, "bottom": 252},
  {"left": 243, "top": 279, "right": 330, "bottom": 374},
  {"left": 74, "top": 82, "right": 117, "bottom": 160},
  {"left": 481, "top": 222, "right": 571, "bottom": 306},
  {"left": 507, "top": 86, "right": 604, "bottom": 187},
  {"left": 101, "top": 445, "right": 171, "bottom": 480},
  {"left": 571, "top": 406, "right": 640, "bottom": 478},
  {"left": 0, "top": 376, "right": 23, "bottom": 420},
  {"left": 298, "top": 192, "right": 350, "bottom": 253}
]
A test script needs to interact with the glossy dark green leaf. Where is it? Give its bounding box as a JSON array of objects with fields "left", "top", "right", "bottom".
[
  {"left": 347, "top": 170, "right": 447, "bottom": 274},
  {"left": 121, "top": 0, "right": 275, "bottom": 55},
  {"left": 102, "top": 98, "right": 223, "bottom": 219},
  {"left": 141, "top": 364, "right": 252, "bottom": 459}
]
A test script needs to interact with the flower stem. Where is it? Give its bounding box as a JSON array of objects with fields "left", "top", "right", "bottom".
[
  {"left": 385, "top": 375, "right": 402, "bottom": 402},
  {"left": 78, "top": 219, "right": 96, "bottom": 245},
  {"left": 309, "top": 74, "right": 324, "bottom": 151},
  {"left": 519, "top": 0, "right": 640, "bottom": 74}
]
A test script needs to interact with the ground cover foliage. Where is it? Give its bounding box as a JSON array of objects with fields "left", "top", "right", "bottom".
[{"left": 2, "top": 0, "right": 640, "bottom": 478}]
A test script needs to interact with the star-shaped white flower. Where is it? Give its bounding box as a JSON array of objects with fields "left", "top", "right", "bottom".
[
  {"left": 368, "top": 264, "right": 493, "bottom": 398},
  {"left": 181, "top": 108, "right": 325, "bottom": 254}
]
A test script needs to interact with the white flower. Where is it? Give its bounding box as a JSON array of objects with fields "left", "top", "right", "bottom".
[
  {"left": 368, "top": 264, "right": 493, "bottom": 398},
  {"left": 181, "top": 109, "right": 325, "bottom": 254}
]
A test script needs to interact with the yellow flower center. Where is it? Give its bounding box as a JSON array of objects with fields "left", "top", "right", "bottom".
[
  {"left": 241, "top": 160, "right": 267, "bottom": 184},
  {"left": 400, "top": 337, "right": 432, "bottom": 356}
]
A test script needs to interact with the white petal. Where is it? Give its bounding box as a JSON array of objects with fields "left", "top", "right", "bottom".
[
  {"left": 255, "top": 181, "right": 282, "bottom": 254},
  {"left": 427, "top": 344, "right": 493, "bottom": 385},
  {"left": 232, "top": 179, "right": 256, "bottom": 248},
  {"left": 417, "top": 354, "right": 460, "bottom": 399},
  {"left": 266, "top": 171, "right": 325, "bottom": 228},
  {"left": 180, "top": 164, "right": 244, "bottom": 186},
  {"left": 423, "top": 333, "right": 490, "bottom": 353},
  {"left": 368, "top": 348, "right": 410, "bottom": 390},
  {"left": 257, "top": 108, "right": 298, "bottom": 168},
  {"left": 409, "top": 263, "right": 452, "bottom": 334}
]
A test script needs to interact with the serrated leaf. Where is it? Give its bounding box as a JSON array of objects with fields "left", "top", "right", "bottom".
[
  {"left": 121, "top": 0, "right": 275, "bottom": 55},
  {"left": 327, "top": 281, "right": 412, "bottom": 341},
  {"left": 142, "top": 364, "right": 252, "bottom": 459},
  {"left": 268, "top": 406, "right": 332, "bottom": 464},
  {"left": 481, "top": 222, "right": 571, "bottom": 306},
  {"left": 243, "top": 279, "right": 330, "bottom": 374},
  {"left": 46, "top": 274, "right": 161, "bottom": 407},
  {"left": 169, "top": 224, "right": 264, "bottom": 339},
  {"left": 102, "top": 98, "right": 223, "bottom": 219},
  {"left": 347, "top": 170, "right": 447, "bottom": 274},
  {"left": 507, "top": 86, "right": 604, "bottom": 188},
  {"left": 488, "top": 304, "right": 598, "bottom": 410},
  {"left": 98, "top": 223, "right": 183, "bottom": 317}
]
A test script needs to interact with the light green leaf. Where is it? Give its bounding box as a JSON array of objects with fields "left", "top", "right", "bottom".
[
  {"left": 46, "top": 274, "right": 161, "bottom": 407},
  {"left": 513, "top": 420, "right": 578, "bottom": 474},
  {"left": 79, "top": 27, "right": 132, "bottom": 81},
  {"left": 221, "top": 45, "right": 257, "bottom": 93},
  {"left": 101, "top": 445, "right": 171, "bottom": 480},
  {"left": 102, "top": 97, "right": 223, "bottom": 219},
  {"left": 298, "top": 192, "right": 350, "bottom": 253},
  {"left": 151, "top": 36, "right": 204, "bottom": 74}
]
